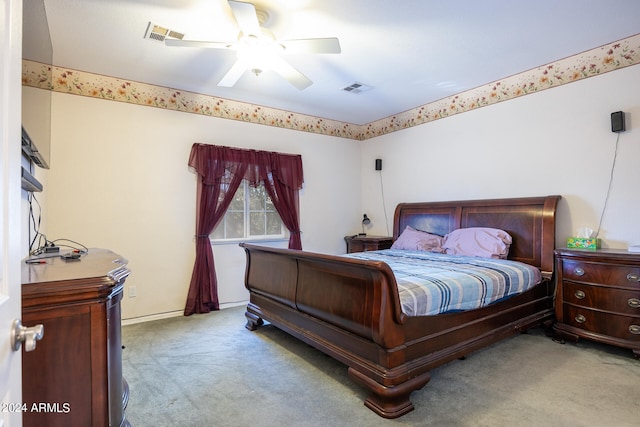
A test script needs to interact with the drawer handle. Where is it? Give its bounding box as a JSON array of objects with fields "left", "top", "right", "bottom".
[
  {"left": 574, "top": 267, "right": 585, "bottom": 276},
  {"left": 629, "top": 298, "right": 640, "bottom": 308},
  {"left": 574, "top": 290, "right": 586, "bottom": 300},
  {"left": 627, "top": 273, "right": 640, "bottom": 282},
  {"left": 574, "top": 314, "right": 586, "bottom": 324},
  {"left": 629, "top": 325, "right": 640, "bottom": 335}
]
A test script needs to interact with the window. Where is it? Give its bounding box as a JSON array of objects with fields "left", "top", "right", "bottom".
[{"left": 211, "top": 180, "right": 285, "bottom": 241}]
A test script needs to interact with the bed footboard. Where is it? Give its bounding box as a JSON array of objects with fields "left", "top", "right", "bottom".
[
  {"left": 241, "top": 243, "right": 408, "bottom": 349},
  {"left": 241, "top": 243, "right": 428, "bottom": 418}
]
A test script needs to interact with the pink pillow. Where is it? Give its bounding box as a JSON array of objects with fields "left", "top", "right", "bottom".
[
  {"left": 442, "top": 227, "right": 512, "bottom": 259},
  {"left": 391, "top": 226, "right": 444, "bottom": 252}
]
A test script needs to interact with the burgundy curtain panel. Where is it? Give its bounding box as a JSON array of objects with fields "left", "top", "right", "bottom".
[{"left": 184, "top": 143, "right": 304, "bottom": 316}]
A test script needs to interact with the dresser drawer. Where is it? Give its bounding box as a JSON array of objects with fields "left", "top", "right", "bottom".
[
  {"left": 562, "top": 259, "right": 640, "bottom": 288},
  {"left": 562, "top": 281, "right": 640, "bottom": 315},
  {"left": 563, "top": 305, "right": 640, "bottom": 341}
]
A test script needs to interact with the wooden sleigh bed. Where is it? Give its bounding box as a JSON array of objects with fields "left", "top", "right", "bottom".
[{"left": 241, "top": 195, "right": 560, "bottom": 418}]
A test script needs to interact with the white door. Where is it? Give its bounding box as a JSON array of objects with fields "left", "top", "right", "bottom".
[{"left": 0, "top": 0, "right": 24, "bottom": 426}]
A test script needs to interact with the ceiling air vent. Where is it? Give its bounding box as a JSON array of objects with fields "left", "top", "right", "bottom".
[
  {"left": 144, "top": 22, "right": 184, "bottom": 42},
  {"left": 341, "top": 82, "right": 372, "bottom": 94}
]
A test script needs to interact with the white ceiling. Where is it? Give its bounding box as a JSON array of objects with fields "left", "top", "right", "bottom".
[{"left": 28, "top": 0, "right": 640, "bottom": 125}]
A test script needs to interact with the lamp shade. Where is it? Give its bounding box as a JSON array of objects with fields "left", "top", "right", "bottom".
[{"left": 360, "top": 214, "right": 371, "bottom": 236}]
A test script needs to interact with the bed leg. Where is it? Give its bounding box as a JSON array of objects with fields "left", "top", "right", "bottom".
[
  {"left": 348, "top": 368, "right": 431, "bottom": 419},
  {"left": 245, "top": 311, "right": 264, "bottom": 331}
]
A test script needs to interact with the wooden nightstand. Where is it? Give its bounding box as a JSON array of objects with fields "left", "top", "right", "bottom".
[
  {"left": 553, "top": 248, "right": 640, "bottom": 358},
  {"left": 344, "top": 235, "right": 393, "bottom": 253}
]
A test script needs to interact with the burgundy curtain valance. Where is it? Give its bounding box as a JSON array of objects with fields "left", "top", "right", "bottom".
[
  {"left": 184, "top": 143, "right": 304, "bottom": 316},
  {"left": 188, "top": 144, "right": 304, "bottom": 190}
]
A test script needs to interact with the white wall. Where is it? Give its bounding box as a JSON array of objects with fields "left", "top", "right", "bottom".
[
  {"left": 34, "top": 63, "right": 640, "bottom": 322},
  {"left": 42, "top": 94, "right": 361, "bottom": 322},
  {"left": 361, "top": 65, "right": 640, "bottom": 249}
]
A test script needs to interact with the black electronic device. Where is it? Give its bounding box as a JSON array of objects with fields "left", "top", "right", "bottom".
[
  {"left": 61, "top": 253, "right": 81, "bottom": 261},
  {"left": 611, "top": 111, "right": 625, "bottom": 133},
  {"left": 21, "top": 166, "right": 43, "bottom": 192},
  {"left": 21, "top": 127, "right": 48, "bottom": 169},
  {"left": 375, "top": 159, "right": 382, "bottom": 171}
]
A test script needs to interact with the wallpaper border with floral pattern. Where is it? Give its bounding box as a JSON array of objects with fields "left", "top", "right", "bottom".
[{"left": 22, "top": 33, "right": 640, "bottom": 141}]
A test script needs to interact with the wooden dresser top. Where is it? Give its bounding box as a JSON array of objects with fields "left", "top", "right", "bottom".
[{"left": 22, "top": 248, "right": 128, "bottom": 285}]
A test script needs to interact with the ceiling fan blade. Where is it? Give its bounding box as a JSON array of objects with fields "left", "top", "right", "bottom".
[
  {"left": 271, "top": 57, "right": 312, "bottom": 90},
  {"left": 280, "top": 37, "right": 341, "bottom": 54},
  {"left": 229, "top": 0, "right": 261, "bottom": 36},
  {"left": 165, "top": 38, "right": 232, "bottom": 49},
  {"left": 218, "top": 61, "right": 247, "bottom": 87}
]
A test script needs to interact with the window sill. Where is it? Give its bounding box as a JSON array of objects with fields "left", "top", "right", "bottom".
[{"left": 210, "top": 237, "right": 289, "bottom": 246}]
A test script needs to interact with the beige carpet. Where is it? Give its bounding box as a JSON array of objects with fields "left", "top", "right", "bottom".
[{"left": 121, "top": 306, "right": 639, "bottom": 427}]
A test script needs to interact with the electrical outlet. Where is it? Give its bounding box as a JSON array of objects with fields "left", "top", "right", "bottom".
[{"left": 129, "top": 286, "right": 137, "bottom": 298}]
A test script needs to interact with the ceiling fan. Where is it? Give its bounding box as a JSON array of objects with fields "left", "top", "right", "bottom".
[{"left": 165, "top": 0, "right": 341, "bottom": 90}]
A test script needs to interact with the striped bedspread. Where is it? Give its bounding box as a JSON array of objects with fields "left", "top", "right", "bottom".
[{"left": 344, "top": 249, "right": 542, "bottom": 316}]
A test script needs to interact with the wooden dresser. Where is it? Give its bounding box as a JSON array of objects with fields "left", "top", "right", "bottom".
[
  {"left": 553, "top": 248, "right": 640, "bottom": 358},
  {"left": 21, "top": 248, "right": 131, "bottom": 426},
  {"left": 344, "top": 235, "right": 393, "bottom": 253}
]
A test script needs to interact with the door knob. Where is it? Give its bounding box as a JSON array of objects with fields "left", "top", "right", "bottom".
[{"left": 11, "top": 319, "right": 44, "bottom": 352}]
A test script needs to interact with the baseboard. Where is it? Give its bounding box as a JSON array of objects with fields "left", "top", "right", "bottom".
[
  {"left": 219, "top": 300, "right": 249, "bottom": 310},
  {"left": 121, "top": 300, "right": 248, "bottom": 326},
  {"left": 122, "top": 310, "right": 183, "bottom": 326}
]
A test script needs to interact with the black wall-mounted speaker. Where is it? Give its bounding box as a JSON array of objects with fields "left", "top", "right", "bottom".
[
  {"left": 611, "top": 111, "right": 625, "bottom": 133},
  {"left": 375, "top": 159, "right": 382, "bottom": 171}
]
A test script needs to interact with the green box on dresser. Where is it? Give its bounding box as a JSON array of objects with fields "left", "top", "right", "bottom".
[{"left": 553, "top": 248, "right": 640, "bottom": 359}]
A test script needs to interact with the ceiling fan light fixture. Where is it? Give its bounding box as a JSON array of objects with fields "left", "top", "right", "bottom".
[
  {"left": 235, "top": 32, "right": 283, "bottom": 74},
  {"left": 166, "top": 1, "right": 339, "bottom": 89}
]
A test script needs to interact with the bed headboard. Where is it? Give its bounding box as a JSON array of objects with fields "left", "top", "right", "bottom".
[{"left": 393, "top": 195, "right": 561, "bottom": 277}]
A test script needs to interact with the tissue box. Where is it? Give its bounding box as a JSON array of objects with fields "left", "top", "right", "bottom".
[{"left": 567, "top": 237, "right": 600, "bottom": 249}]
